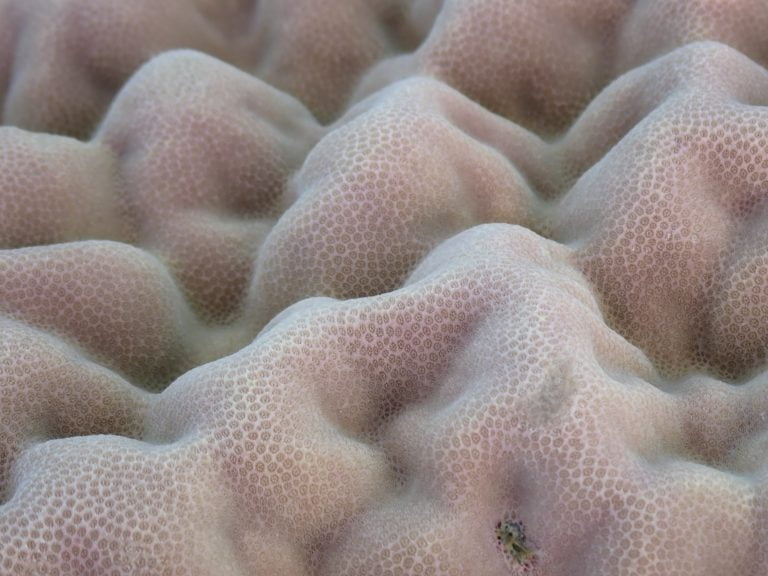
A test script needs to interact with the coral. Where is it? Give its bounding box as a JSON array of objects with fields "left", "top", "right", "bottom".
[{"left": 2, "top": 1, "right": 768, "bottom": 575}]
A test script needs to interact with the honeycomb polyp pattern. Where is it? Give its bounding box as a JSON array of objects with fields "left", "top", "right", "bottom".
[{"left": 2, "top": 1, "right": 768, "bottom": 575}]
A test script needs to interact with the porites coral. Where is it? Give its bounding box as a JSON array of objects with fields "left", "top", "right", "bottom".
[{"left": 2, "top": 1, "right": 768, "bottom": 575}]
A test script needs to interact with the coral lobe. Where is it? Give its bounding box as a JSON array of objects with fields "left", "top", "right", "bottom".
[{"left": 2, "top": 1, "right": 768, "bottom": 575}]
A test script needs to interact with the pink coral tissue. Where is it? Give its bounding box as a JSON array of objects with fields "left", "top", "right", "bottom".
[{"left": 2, "top": 1, "right": 768, "bottom": 575}]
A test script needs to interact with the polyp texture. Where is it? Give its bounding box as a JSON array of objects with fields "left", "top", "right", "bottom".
[{"left": 2, "top": 1, "right": 768, "bottom": 575}]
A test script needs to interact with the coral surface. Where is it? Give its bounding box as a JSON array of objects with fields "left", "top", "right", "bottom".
[{"left": 2, "top": 1, "right": 768, "bottom": 575}]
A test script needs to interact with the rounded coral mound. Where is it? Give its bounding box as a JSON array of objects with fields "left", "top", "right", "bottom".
[{"left": 2, "top": 1, "right": 768, "bottom": 575}]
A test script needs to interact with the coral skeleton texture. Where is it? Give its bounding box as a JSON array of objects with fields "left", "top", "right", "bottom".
[{"left": 2, "top": 1, "right": 768, "bottom": 575}]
